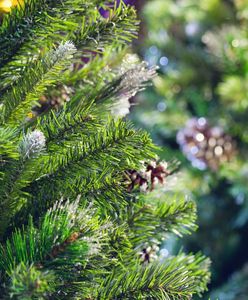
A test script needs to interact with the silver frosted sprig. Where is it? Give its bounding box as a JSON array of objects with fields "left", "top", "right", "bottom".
[
  {"left": 119, "top": 61, "right": 158, "bottom": 94},
  {"left": 111, "top": 60, "right": 158, "bottom": 117},
  {"left": 50, "top": 41, "right": 77, "bottom": 65},
  {"left": 19, "top": 130, "right": 46, "bottom": 159}
]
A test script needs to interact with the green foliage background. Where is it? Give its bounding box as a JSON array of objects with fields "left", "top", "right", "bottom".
[{"left": 130, "top": 0, "right": 248, "bottom": 298}]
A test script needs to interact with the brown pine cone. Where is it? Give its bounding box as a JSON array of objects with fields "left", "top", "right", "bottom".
[
  {"left": 125, "top": 160, "right": 170, "bottom": 192},
  {"left": 27, "top": 85, "right": 74, "bottom": 120},
  {"left": 177, "top": 117, "right": 236, "bottom": 170},
  {"left": 139, "top": 244, "right": 160, "bottom": 264}
]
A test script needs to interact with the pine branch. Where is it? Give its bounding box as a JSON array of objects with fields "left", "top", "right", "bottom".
[
  {"left": 8, "top": 170, "right": 128, "bottom": 237},
  {"left": 0, "top": 41, "right": 76, "bottom": 127},
  {"left": 98, "top": 254, "right": 210, "bottom": 299},
  {"left": 63, "top": 54, "right": 157, "bottom": 119},
  {"left": 34, "top": 118, "right": 154, "bottom": 180},
  {"left": 36, "top": 105, "right": 101, "bottom": 145},
  {"left": 0, "top": 197, "right": 99, "bottom": 274},
  {"left": 95, "top": 62, "right": 157, "bottom": 104},
  {"left": 0, "top": 119, "right": 155, "bottom": 238},
  {"left": 8, "top": 263, "right": 55, "bottom": 299},
  {"left": 0, "top": 2, "right": 138, "bottom": 94},
  {"left": 0, "top": 126, "right": 19, "bottom": 162},
  {"left": 60, "top": 47, "right": 124, "bottom": 113},
  {"left": 0, "top": 1, "right": 211, "bottom": 298},
  {"left": 29, "top": 118, "right": 154, "bottom": 210},
  {"left": 63, "top": 44, "right": 119, "bottom": 87},
  {"left": 0, "top": 198, "right": 82, "bottom": 275},
  {"left": 73, "top": 4, "right": 138, "bottom": 51},
  {"left": 0, "top": 0, "right": 104, "bottom": 68},
  {"left": 0, "top": 0, "right": 50, "bottom": 67},
  {"left": 0, "top": 197, "right": 113, "bottom": 299},
  {"left": 128, "top": 193, "right": 197, "bottom": 246},
  {"left": 25, "top": 171, "right": 128, "bottom": 220},
  {"left": 0, "top": 129, "right": 47, "bottom": 238}
]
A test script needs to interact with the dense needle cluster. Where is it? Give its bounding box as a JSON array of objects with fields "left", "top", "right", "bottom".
[{"left": 0, "top": 0, "right": 210, "bottom": 299}]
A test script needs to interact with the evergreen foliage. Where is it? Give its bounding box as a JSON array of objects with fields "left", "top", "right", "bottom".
[
  {"left": 0, "top": 0, "right": 210, "bottom": 298},
  {"left": 131, "top": 0, "right": 248, "bottom": 297},
  {"left": 210, "top": 264, "right": 248, "bottom": 300}
]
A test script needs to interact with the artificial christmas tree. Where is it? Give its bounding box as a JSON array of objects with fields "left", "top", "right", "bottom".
[
  {"left": 0, "top": 0, "right": 210, "bottom": 299},
  {"left": 131, "top": 0, "right": 248, "bottom": 297}
]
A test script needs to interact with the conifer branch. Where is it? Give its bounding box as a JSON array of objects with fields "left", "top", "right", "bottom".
[
  {"left": 0, "top": 0, "right": 103, "bottom": 68},
  {"left": 95, "top": 61, "right": 158, "bottom": 117},
  {"left": 9, "top": 170, "right": 128, "bottom": 236},
  {"left": 0, "top": 197, "right": 112, "bottom": 298},
  {"left": 0, "top": 197, "right": 101, "bottom": 275},
  {"left": 0, "top": 119, "right": 154, "bottom": 237},
  {"left": 0, "top": 129, "right": 47, "bottom": 237},
  {"left": 74, "top": 4, "right": 138, "bottom": 51},
  {"left": 0, "top": 41, "right": 76, "bottom": 127},
  {"left": 0, "top": 2, "right": 138, "bottom": 93},
  {"left": 37, "top": 106, "right": 100, "bottom": 145},
  {"left": 35, "top": 119, "right": 154, "bottom": 179},
  {"left": 30, "top": 119, "right": 154, "bottom": 209},
  {"left": 128, "top": 194, "right": 198, "bottom": 247},
  {"left": 63, "top": 55, "right": 157, "bottom": 119},
  {"left": 8, "top": 262, "right": 55, "bottom": 299},
  {"left": 24, "top": 171, "right": 127, "bottom": 221},
  {"left": 0, "top": 127, "right": 19, "bottom": 162},
  {"left": 0, "top": 0, "right": 211, "bottom": 297},
  {"left": 98, "top": 254, "right": 210, "bottom": 299}
]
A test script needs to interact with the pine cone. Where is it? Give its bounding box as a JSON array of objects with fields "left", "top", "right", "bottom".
[
  {"left": 125, "top": 160, "right": 170, "bottom": 192},
  {"left": 139, "top": 244, "right": 160, "bottom": 264},
  {"left": 27, "top": 85, "right": 74, "bottom": 119},
  {"left": 177, "top": 117, "right": 236, "bottom": 170},
  {"left": 42, "top": 85, "right": 73, "bottom": 109}
]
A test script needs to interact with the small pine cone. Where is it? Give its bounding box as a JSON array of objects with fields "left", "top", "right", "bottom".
[
  {"left": 30, "top": 85, "right": 74, "bottom": 117},
  {"left": 125, "top": 160, "right": 170, "bottom": 192},
  {"left": 139, "top": 244, "right": 160, "bottom": 264},
  {"left": 146, "top": 160, "right": 170, "bottom": 190},
  {"left": 49, "top": 85, "right": 73, "bottom": 109},
  {"left": 177, "top": 117, "right": 236, "bottom": 170},
  {"left": 125, "top": 170, "right": 148, "bottom": 192}
]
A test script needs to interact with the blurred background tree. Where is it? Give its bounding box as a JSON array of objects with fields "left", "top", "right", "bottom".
[{"left": 130, "top": 0, "right": 248, "bottom": 298}]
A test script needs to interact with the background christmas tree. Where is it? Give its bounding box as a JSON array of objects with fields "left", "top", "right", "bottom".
[
  {"left": 0, "top": 0, "right": 210, "bottom": 299},
  {"left": 130, "top": 0, "right": 248, "bottom": 298}
]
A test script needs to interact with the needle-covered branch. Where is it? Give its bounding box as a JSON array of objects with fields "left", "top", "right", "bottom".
[
  {"left": 0, "top": 0, "right": 210, "bottom": 298},
  {"left": 0, "top": 41, "right": 76, "bottom": 127},
  {"left": 0, "top": 197, "right": 112, "bottom": 298},
  {"left": 98, "top": 254, "right": 210, "bottom": 299},
  {"left": 0, "top": 2, "right": 138, "bottom": 92},
  {"left": 128, "top": 193, "right": 197, "bottom": 247}
]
